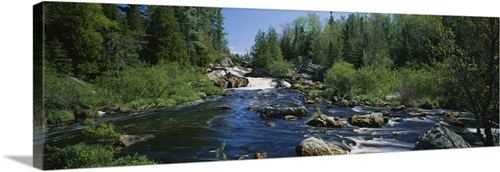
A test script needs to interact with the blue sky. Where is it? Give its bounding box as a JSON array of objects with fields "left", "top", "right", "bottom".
[{"left": 222, "top": 8, "right": 348, "bottom": 55}]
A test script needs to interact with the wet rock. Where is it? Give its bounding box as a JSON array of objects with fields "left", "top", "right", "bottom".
[
  {"left": 214, "top": 105, "right": 232, "bottom": 111},
  {"left": 205, "top": 70, "right": 226, "bottom": 80},
  {"left": 338, "top": 99, "right": 356, "bottom": 108},
  {"left": 381, "top": 110, "right": 390, "bottom": 116},
  {"left": 391, "top": 105, "right": 406, "bottom": 111},
  {"left": 296, "top": 137, "right": 348, "bottom": 156},
  {"left": 409, "top": 112, "right": 427, "bottom": 117},
  {"left": 119, "top": 134, "right": 155, "bottom": 147},
  {"left": 347, "top": 113, "right": 385, "bottom": 128},
  {"left": 265, "top": 122, "right": 276, "bottom": 127},
  {"left": 413, "top": 123, "right": 471, "bottom": 150},
  {"left": 306, "top": 114, "right": 344, "bottom": 128},
  {"left": 406, "top": 109, "right": 427, "bottom": 117},
  {"left": 259, "top": 106, "right": 309, "bottom": 119},
  {"left": 198, "top": 92, "right": 208, "bottom": 99},
  {"left": 279, "top": 80, "right": 292, "bottom": 88},
  {"left": 213, "top": 73, "right": 249, "bottom": 88},
  {"left": 330, "top": 96, "right": 340, "bottom": 102},
  {"left": 284, "top": 115, "right": 298, "bottom": 121},
  {"left": 238, "top": 155, "right": 249, "bottom": 160},
  {"left": 305, "top": 100, "right": 315, "bottom": 104},
  {"left": 393, "top": 132, "right": 404, "bottom": 138},
  {"left": 219, "top": 57, "right": 235, "bottom": 67},
  {"left": 317, "top": 84, "right": 327, "bottom": 90},
  {"left": 444, "top": 112, "right": 465, "bottom": 127},
  {"left": 247, "top": 106, "right": 260, "bottom": 111},
  {"left": 254, "top": 152, "right": 268, "bottom": 159},
  {"left": 391, "top": 118, "right": 405, "bottom": 122}
]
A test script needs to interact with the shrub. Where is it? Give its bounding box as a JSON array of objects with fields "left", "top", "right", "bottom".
[
  {"left": 82, "top": 119, "right": 120, "bottom": 144},
  {"left": 47, "top": 144, "right": 119, "bottom": 169},
  {"left": 268, "top": 59, "right": 295, "bottom": 78},
  {"left": 395, "top": 68, "right": 444, "bottom": 106},
  {"left": 111, "top": 153, "right": 157, "bottom": 166},
  {"left": 44, "top": 70, "right": 105, "bottom": 116},
  {"left": 353, "top": 65, "right": 398, "bottom": 98},
  {"left": 96, "top": 62, "right": 222, "bottom": 106},
  {"left": 47, "top": 110, "right": 74, "bottom": 125},
  {"left": 47, "top": 144, "right": 156, "bottom": 169},
  {"left": 324, "top": 61, "right": 356, "bottom": 98}
]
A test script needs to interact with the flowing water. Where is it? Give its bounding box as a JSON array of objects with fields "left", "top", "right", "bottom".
[{"left": 35, "top": 68, "right": 488, "bottom": 168}]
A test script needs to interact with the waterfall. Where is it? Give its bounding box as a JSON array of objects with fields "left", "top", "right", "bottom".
[
  {"left": 218, "top": 67, "right": 278, "bottom": 90},
  {"left": 243, "top": 77, "right": 276, "bottom": 89}
]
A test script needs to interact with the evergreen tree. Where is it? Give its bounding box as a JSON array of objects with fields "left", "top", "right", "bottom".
[
  {"left": 126, "top": 4, "right": 145, "bottom": 32},
  {"left": 142, "top": 6, "right": 189, "bottom": 65},
  {"left": 280, "top": 22, "right": 295, "bottom": 61},
  {"left": 44, "top": 2, "right": 118, "bottom": 79}
]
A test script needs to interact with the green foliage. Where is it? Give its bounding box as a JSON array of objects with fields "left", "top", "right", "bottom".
[
  {"left": 395, "top": 67, "right": 444, "bottom": 107},
  {"left": 293, "top": 84, "right": 306, "bottom": 91},
  {"left": 312, "top": 107, "right": 323, "bottom": 118},
  {"left": 143, "top": 6, "right": 189, "bottom": 65},
  {"left": 44, "top": 2, "right": 118, "bottom": 79},
  {"left": 215, "top": 141, "right": 227, "bottom": 160},
  {"left": 43, "top": 69, "right": 106, "bottom": 114},
  {"left": 96, "top": 63, "right": 222, "bottom": 107},
  {"left": 82, "top": 119, "right": 120, "bottom": 143},
  {"left": 112, "top": 153, "right": 157, "bottom": 166},
  {"left": 47, "top": 144, "right": 155, "bottom": 169},
  {"left": 47, "top": 144, "right": 120, "bottom": 169},
  {"left": 324, "top": 61, "right": 356, "bottom": 98},
  {"left": 268, "top": 60, "right": 295, "bottom": 78},
  {"left": 353, "top": 65, "right": 398, "bottom": 98},
  {"left": 47, "top": 110, "right": 74, "bottom": 125}
]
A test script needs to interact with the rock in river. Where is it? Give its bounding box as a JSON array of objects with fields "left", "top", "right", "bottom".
[
  {"left": 212, "top": 73, "right": 249, "bottom": 88},
  {"left": 296, "top": 137, "right": 348, "bottom": 156},
  {"left": 347, "top": 113, "right": 385, "bottom": 128},
  {"left": 444, "top": 112, "right": 465, "bottom": 127},
  {"left": 259, "top": 106, "right": 309, "bottom": 119},
  {"left": 412, "top": 123, "right": 471, "bottom": 150},
  {"left": 254, "top": 152, "right": 268, "bottom": 159},
  {"left": 119, "top": 134, "right": 155, "bottom": 147},
  {"left": 306, "top": 114, "right": 344, "bottom": 128}
]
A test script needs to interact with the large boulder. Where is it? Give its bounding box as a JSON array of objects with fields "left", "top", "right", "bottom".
[
  {"left": 218, "top": 57, "right": 235, "bottom": 67},
  {"left": 306, "top": 114, "right": 344, "bottom": 128},
  {"left": 212, "top": 73, "right": 249, "bottom": 88},
  {"left": 296, "top": 137, "right": 348, "bottom": 156},
  {"left": 119, "top": 134, "right": 155, "bottom": 147},
  {"left": 413, "top": 123, "right": 471, "bottom": 150},
  {"left": 347, "top": 113, "right": 385, "bottom": 128},
  {"left": 444, "top": 112, "right": 465, "bottom": 127},
  {"left": 259, "top": 106, "right": 309, "bottom": 119},
  {"left": 276, "top": 79, "right": 291, "bottom": 88},
  {"left": 205, "top": 70, "right": 226, "bottom": 80}
]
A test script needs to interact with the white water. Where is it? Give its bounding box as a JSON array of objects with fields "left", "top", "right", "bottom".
[
  {"left": 347, "top": 136, "right": 415, "bottom": 154},
  {"left": 219, "top": 67, "right": 278, "bottom": 90}
]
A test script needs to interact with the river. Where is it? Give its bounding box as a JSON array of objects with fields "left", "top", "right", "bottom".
[{"left": 34, "top": 67, "right": 487, "bottom": 169}]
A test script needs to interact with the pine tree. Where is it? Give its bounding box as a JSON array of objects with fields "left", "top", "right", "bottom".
[
  {"left": 44, "top": 2, "right": 118, "bottom": 79},
  {"left": 142, "top": 6, "right": 189, "bottom": 65}
]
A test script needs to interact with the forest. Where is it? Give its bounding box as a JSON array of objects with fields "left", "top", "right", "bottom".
[
  {"left": 33, "top": 2, "right": 498, "bottom": 169},
  {"left": 239, "top": 12, "right": 499, "bottom": 145}
]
